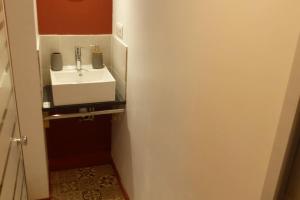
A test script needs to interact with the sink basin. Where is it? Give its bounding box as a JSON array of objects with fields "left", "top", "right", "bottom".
[{"left": 50, "top": 65, "right": 116, "bottom": 106}]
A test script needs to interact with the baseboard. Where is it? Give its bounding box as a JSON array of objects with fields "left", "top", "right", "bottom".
[{"left": 111, "top": 160, "right": 130, "bottom": 200}]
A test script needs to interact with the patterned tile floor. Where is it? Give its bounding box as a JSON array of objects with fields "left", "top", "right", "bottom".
[{"left": 50, "top": 165, "right": 126, "bottom": 200}]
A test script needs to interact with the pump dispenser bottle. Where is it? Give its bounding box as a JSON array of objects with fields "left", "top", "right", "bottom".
[{"left": 91, "top": 45, "right": 104, "bottom": 69}]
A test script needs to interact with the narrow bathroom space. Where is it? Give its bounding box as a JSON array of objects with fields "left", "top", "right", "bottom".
[
  {"left": 45, "top": 116, "right": 127, "bottom": 200},
  {"left": 2, "top": 0, "right": 300, "bottom": 199},
  {"left": 35, "top": 0, "right": 128, "bottom": 199},
  {"left": 45, "top": 115, "right": 128, "bottom": 200}
]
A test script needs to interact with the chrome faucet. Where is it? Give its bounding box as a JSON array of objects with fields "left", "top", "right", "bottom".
[{"left": 75, "top": 46, "right": 82, "bottom": 75}]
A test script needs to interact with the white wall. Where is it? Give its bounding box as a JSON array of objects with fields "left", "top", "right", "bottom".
[
  {"left": 111, "top": 0, "right": 300, "bottom": 199},
  {"left": 32, "top": 0, "right": 39, "bottom": 44},
  {"left": 4, "top": 0, "right": 49, "bottom": 199}
]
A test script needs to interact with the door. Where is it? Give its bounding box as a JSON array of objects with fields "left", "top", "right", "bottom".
[{"left": 0, "top": 0, "right": 28, "bottom": 199}]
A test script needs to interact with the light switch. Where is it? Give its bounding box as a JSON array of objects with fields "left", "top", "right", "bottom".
[{"left": 116, "top": 22, "right": 124, "bottom": 39}]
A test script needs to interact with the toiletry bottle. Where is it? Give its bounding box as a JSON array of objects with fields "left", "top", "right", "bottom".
[
  {"left": 51, "top": 52, "right": 63, "bottom": 71},
  {"left": 91, "top": 45, "right": 104, "bottom": 69}
]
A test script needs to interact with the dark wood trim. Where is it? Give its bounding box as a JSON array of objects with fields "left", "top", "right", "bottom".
[{"left": 111, "top": 160, "right": 130, "bottom": 200}]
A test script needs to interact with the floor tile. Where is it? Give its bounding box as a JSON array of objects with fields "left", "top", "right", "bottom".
[{"left": 50, "top": 165, "right": 126, "bottom": 200}]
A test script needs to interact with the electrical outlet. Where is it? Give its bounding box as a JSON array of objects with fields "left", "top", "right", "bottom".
[{"left": 116, "top": 22, "right": 124, "bottom": 39}]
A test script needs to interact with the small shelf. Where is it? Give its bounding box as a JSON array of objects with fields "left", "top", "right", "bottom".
[{"left": 42, "top": 85, "right": 126, "bottom": 120}]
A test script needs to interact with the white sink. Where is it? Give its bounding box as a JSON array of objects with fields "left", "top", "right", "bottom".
[{"left": 50, "top": 65, "right": 116, "bottom": 106}]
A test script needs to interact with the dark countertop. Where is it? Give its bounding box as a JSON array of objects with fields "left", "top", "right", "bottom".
[{"left": 42, "top": 85, "right": 126, "bottom": 115}]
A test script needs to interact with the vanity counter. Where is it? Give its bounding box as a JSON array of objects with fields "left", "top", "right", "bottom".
[{"left": 42, "top": 85, "right": 126, "bottom": 120}]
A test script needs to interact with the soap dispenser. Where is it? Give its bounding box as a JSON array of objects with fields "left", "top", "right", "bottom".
[{"left": 91, "top": 45, "right": 104, "bottom": 69}]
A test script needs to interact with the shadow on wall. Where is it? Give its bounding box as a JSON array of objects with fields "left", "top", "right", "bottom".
[
  {"left": 278, "top": 98, "right": 300, "bottom": 199},
  {"left": 111, "top": 114, "right": 134, "bottom": 199},
  {"left": 261, "top": 34, "right": 300, "bottom": 200}
]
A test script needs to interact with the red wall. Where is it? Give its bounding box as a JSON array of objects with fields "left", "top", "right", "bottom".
[
  {"left": 36, "top": 0, "right": 112, "bottom": 34},
  {"left": 46, "top": 115, "right": 112, "bottom": 170}
]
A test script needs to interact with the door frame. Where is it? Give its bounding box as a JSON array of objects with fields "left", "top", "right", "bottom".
[{"left": 261, "top": 35, "right": 300, "bottom": 200}]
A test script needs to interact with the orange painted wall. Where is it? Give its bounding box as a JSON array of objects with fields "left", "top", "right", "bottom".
[{"left": 36, "top": 0, "right": 112, "bottom": 34}]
